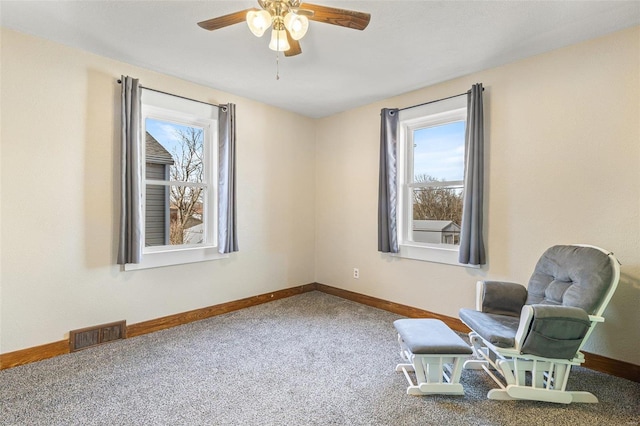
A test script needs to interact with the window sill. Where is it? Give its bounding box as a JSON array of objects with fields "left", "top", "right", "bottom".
[
  {"left": 124, "top": 245, "right": 228, "bottom": 271},
  {"left": 393, "top": 243, "right": 480, "bottom": 268}
]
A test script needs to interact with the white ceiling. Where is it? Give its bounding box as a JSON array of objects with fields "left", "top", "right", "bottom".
[{"left": 1, "top": 1, "right": 639, "bottom": 118}]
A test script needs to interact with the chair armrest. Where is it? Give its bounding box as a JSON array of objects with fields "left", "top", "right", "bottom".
[
  {"left": 515, "top": 304, "right": 591, "bottom": 359},
  {"left": 476, "top": 280, "right": 527, "bottom": 316}
]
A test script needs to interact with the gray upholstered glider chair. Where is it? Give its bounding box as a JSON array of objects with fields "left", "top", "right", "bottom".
[{"left": 459, "top": 245, "right": 620, "bottom": 404}]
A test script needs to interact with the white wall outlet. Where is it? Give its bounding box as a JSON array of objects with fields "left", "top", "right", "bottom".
[{"left": 353, "top": 268, "right": 359, "bottom": 279}]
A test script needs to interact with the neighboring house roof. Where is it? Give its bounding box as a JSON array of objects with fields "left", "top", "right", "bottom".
[
  {"left": 183, "top": 216, "right": 203, "bottom": 230},
  {"left": 183, "top": 223, "right": 204, "bottom": 245},
  {"left": 413, "top": 220, "right": 461, "bottom": 232},
  {"left": 169, "top": 206, "right": 203, "bottom": 229},
  {"left": 146, "top": 132, "right": 174, "bottom": 165}
]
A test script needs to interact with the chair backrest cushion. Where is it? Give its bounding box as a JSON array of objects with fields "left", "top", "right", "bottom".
[{"left": 526, "top": 245, "right": 613, "bottom": 314}]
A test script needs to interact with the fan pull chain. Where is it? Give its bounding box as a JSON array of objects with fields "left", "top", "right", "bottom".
[{"left": 276, "top": 50, "right": 280, "bottom": 80}]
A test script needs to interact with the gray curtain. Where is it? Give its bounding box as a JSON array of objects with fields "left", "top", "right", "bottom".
[
  {"left": 117, "top": 76, "right": 143, "bottom": 265},
  {"left": 218, "top": 103, "right": 239, "bottom": 254},
  {"left": 378, "top": 108, "right": 399, "bottom": 253},
  {"left": 458, "top": 83, "right": 486, "bottom": 265}
]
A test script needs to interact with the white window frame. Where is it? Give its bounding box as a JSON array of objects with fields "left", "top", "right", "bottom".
[
  {"left": 125, "top": 89, "right": 227, "bottom": 270},
  {"left": 396, "top": 95, "right": 476, "bottom": 267}
]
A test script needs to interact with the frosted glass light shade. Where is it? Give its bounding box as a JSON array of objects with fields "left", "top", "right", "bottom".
[
  {"left": 246, "top": 10, "right": 272, "bottom": 37},
  {"left": 269, "top": 29, "right": 291, "bottom": 51},
  {"left": 284, "top": 13, "right": 309, "bottom": 40}
]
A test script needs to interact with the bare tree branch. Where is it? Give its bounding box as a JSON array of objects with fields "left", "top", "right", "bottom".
[{"left": 413, "top": 174, "right": 463, "bottom": 226}]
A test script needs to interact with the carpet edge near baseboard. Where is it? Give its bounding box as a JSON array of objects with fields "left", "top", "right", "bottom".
[
  {"left": 0, "top": 283, "right": 316, "bottom": 370},
  {"left": 2, "top": 281, "right": 638, "bottom": 383}
]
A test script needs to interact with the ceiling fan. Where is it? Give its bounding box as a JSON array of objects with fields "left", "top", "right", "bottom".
[{"left": 197, "top": 1, "right": 371, "bottom": 57}]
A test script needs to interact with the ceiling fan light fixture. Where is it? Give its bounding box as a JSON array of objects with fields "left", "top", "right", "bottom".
[
  {"left": 246, "top": 9, "right": 272, "bottom": 37},
  {"left": 269, "top": 28, "right": 291, "bottom": 52},
  {"left": 283, "top": 12, "right": 309, "bottom": 40},
  {"left": 199, "top": 1, "right": 372, "bottom": 59}
]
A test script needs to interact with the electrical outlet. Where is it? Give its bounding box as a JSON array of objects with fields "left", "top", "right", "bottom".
[{"left": 353, "top": 268, "right": 359, "bottom": 279}]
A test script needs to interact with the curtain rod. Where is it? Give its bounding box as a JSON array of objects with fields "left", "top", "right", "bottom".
[
  {"left": 117, "top": 79, "right": 222, "bottom": 109},
  {"left": 399, "top": 87, "right": 484, "bottom": 112}
]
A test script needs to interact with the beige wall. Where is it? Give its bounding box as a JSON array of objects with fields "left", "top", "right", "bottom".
[
  {"left": 315, "top": 26, "right": 640, "bottom": 365},
  {"left": 2, "top": 26, "right": 639, "bottom": 366},
  {"left": 0, "top": 29, "right": 316, "bottom": 354}
]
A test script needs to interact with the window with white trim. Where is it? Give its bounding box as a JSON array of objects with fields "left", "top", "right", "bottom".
[
  {"left": 397, "top": 96, "right": 469, "bottom": 266},
  {"left": 125, "top": 89, "right": 226, "bottom": 270}
]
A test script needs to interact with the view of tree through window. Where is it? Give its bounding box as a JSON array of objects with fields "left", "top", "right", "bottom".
[
  {"left": 145, "top": 118, "right": 206, "bottom": 247},
  {"left": 411, "top": 121, "right": 465, "bottom": 245}
]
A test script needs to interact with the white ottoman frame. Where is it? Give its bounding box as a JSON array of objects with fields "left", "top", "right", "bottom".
[{"left": 394, "top": 319, "right": 472, "bottom": 396}]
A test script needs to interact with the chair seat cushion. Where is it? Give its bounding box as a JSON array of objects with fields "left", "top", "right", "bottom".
[{"left": 459, "top": 308, "right": 520, "bottom": 348}]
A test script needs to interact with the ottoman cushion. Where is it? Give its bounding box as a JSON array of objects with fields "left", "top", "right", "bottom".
[{"left": 394, "top": 319, "right": 472, "bottom": 355}]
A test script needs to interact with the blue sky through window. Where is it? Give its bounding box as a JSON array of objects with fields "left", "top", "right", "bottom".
[
  {"left": 413, "top": 121, "right": 465, "bottom": 181},
  {"left": 145, "top": 118, "right": 199, "bottom": 156}
]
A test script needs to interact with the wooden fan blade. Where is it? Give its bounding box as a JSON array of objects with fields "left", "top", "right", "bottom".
[
  {"left": 290, "top": 7, "right": 315, "bottom": 17},
  {"left": 285, "top": 29, "right": 302, "bottom": 57},
  {"left": 300, "top": 3, "right": 370, "bottom": 30},
  {"left": 197, "top": 9, "right": 252, "bottom": 31}
]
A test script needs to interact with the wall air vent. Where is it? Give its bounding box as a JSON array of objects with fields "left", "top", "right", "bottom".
[{"left": 69, "top": 320, "right": 127, "bottom": 352}]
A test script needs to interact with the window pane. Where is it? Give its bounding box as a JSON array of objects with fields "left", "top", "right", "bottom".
[
  {"left": 412, "top": 186, "right": 463, "bottom": 245},
  {"left": 170, "top": 186, "right": 205, "bottom": 246},
  {"left": 413, "top": 121, "right": 465, "bottom": 182},
  {"left": 145, "top": 118, "right": 204, "bottom": 184},
  {"left": 146, "top": 184, "right": 206, "bottom": 247}
]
